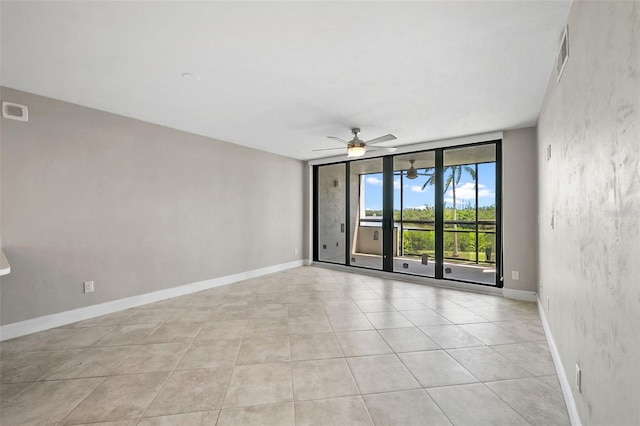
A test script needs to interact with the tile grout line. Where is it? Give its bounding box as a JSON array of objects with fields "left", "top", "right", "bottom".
[
  {"left": 27, "top": 317, "right": 164, "bottom": 425},
  {"left": 287, "top": 293, "right": 297, "bottom": 424},
  {"left": 478, "top": 381, "right": 532, "bottom": 424},
  {"left": 346, "top": 281, "right": 378, "bottom": 426},
  {"left": 131, "top": 298, "right": 229, "bottom": 422},
  {"left": 123, "top": 314, "right": 187, "bottom": 422},
  {"left": 55, "top": 375, "right": 109, "bottom": 426},
  {"left": 214, "top": 290, "right": 251, "bottom": 418},
  {"left": 422, "top": 387, "right": 457, "bottom": 426}
]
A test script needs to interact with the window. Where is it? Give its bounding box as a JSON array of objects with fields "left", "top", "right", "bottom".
[{"left": 313, "top": 140, "right": 501, "bottom": 286}]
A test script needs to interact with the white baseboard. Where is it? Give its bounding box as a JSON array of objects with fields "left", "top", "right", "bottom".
[
  {"left": 502, "top": 288, "right": 538, "bottom": 302},
  {"left": 0, "top": 260, "right": 305, "bottom": 341},
  {"left": 538, "top": 299, "right": 582, "bottom": 426}
]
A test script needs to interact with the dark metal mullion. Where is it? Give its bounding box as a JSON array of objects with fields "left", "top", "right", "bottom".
[
  {"left": 382, "top": 156, "right": 394, "bottom": 272},
  {"left": 312, "top": 166, "right": 319, "bottom": 262},
  {"left": 435, "top": 150, "right": 444, "bottom": 279},
  {"left": 475, "top": 163, "right": 479, "bottom": 265},
  {"left": 345, "top": 162, "right": 351, "bottom": 266},
  {"left": 495, "top": 141, "right": 503, "bottom": 287},
  {"left": 400, "top": 171, "right": 404, "bottom": 258}
]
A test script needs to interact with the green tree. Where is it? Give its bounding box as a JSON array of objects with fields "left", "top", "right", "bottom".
[{"left": 422, "top": 165, "right": 476, "bottom": 257}]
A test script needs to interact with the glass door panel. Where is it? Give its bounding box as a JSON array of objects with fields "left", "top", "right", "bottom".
[
  {"left": 393, "top": 152, "right": 436, "bottom": 277},
  {"left": 349, "top": 158, "right": 384, "bottom": 270},
  {"left": 317, "top": 163, "right": 346, "bottom": 264},
  {"left": 442, "top": 145, "right": 496, "bottom": 284},
  {"left": 478, "top": 162, "right": 497, "bottom": 268}
]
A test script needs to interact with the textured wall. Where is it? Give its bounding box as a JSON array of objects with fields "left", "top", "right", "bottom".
[
  {"left": 503, "top": 128, "right": 538, "bottom": 293},
  {"left": 349, "top": 166, "right": 361, "bottom": 262},
  {"left": 0, "top": 87, "right": 305, "bottom": 325},
  {"left": 317, "top": 163, "right": 346, "bottom": 262},
  {"left": 356, "top": 226, "right": 398, "bottom": 256},
  {"left": 537, "top": 1, "right": 639, "bottom": 424}
]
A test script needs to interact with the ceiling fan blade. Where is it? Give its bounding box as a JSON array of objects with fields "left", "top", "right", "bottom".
[
  {"left": 365, "top": 134, "right": 396, "bottom": 145},
  {"left": 369, "top": 146, "right": 398, "bottom": 152},
  {"left": 327, "top": 136, "right": 349, "bottom": 144},
  {"left": 312, "top": 147, "right": 345, "bottom": 152}
]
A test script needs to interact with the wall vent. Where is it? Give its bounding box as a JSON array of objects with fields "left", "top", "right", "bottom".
[
  {"left": 2, "top": 102, "right": 28, "bottom": 122},
  {"left": 556, "top": 26, "right": 569, "bottom": 82}
]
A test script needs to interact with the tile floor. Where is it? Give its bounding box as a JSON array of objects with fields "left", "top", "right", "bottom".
[{"left": 0, "top": 266, "right": 570, "bottom": 425}]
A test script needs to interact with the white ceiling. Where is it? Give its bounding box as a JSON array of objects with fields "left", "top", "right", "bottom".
[{"left": 0, "top": 1, "right": 571, "bottom": 161}]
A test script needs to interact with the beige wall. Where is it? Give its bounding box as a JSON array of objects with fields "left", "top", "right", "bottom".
[
  {"left": 503, "top": 127, "right": 538, "bottom": 293},
  {"left": 355, "top": 226, "right": 398, "bottom": 256},
  {"left": 537, "top": 1, "right": 639, "bottom": 424},
  {"left": 0, "top": 87, "right": 305, "bottom": 326}
]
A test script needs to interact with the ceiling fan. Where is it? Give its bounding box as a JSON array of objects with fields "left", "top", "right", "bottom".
[
  {"left": 313, "top": 128, "right": 398, "bottom": 158},
  {"left": 403, "top": 159, "right": 433, "bottom": 180}
]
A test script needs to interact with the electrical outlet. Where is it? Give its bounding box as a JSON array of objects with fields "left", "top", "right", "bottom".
[
  {"left": 511, "top": 271, "right": 520, "bottom": 280},
  {"left": 83, "top": 281, "right": 94, "bottom": 293},
  {"left": 575, "top": 363, "right": 582, "bottom": 393}
]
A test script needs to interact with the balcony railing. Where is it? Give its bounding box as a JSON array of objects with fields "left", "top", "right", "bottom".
[{"left": 358, "top": 218, "right": 496, "bottom": 265}]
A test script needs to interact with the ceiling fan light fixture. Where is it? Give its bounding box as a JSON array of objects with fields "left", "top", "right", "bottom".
[
  {"left": 407, "top": 160, "right": 418, "bottom": 179},
  {"left": 317, "top": 128, "right": 396, "bottom": 157},
  {"left": 347, "top": 145, "right": 366, "bottom": 158}
]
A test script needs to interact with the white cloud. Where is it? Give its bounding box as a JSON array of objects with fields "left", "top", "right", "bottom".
[
  {"left": 365, "top": 177, "right": 400, "bottom": 189},
  {"left": 444, "top": 182, "right": 494, "bottom": 205},
  {"left": 410, "top": 185, "right": 425, "bottom": 193},
  {"left": 366, "top": 176, "right": 383, "bottom": 186}
]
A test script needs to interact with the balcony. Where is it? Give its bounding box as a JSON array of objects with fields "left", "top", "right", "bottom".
[{"left": 349, "top": 218, "right": 497, "bottom": 285}]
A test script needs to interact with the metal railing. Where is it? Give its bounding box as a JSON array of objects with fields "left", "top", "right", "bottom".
[{"left": 358, "top": 218, "right": 496, "bottom": 265}]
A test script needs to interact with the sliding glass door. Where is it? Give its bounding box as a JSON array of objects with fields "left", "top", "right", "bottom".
[
  {"left": 313, "top": 140, "right": 501, "bottom": 287},
  {"left": 441, "top": 144, "right": 497, "bottom": 284},
  {"left": 349, "top": 158, "right": 384, "bottom": 270},
  {"left": 393, "top": 152, "right": 436, "bottom": 277},
  {"left": 314, "top": 158, "right": 386, "bottom": 270}
]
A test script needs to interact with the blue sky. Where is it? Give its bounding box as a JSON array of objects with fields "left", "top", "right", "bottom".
[{"left": 363, "top": 163, "right": 496, "bottom": 211}]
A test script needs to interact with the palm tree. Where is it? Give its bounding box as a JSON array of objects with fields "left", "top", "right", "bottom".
[{"left": 422, "top": 165, "right": 476, "bottom": 257}]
